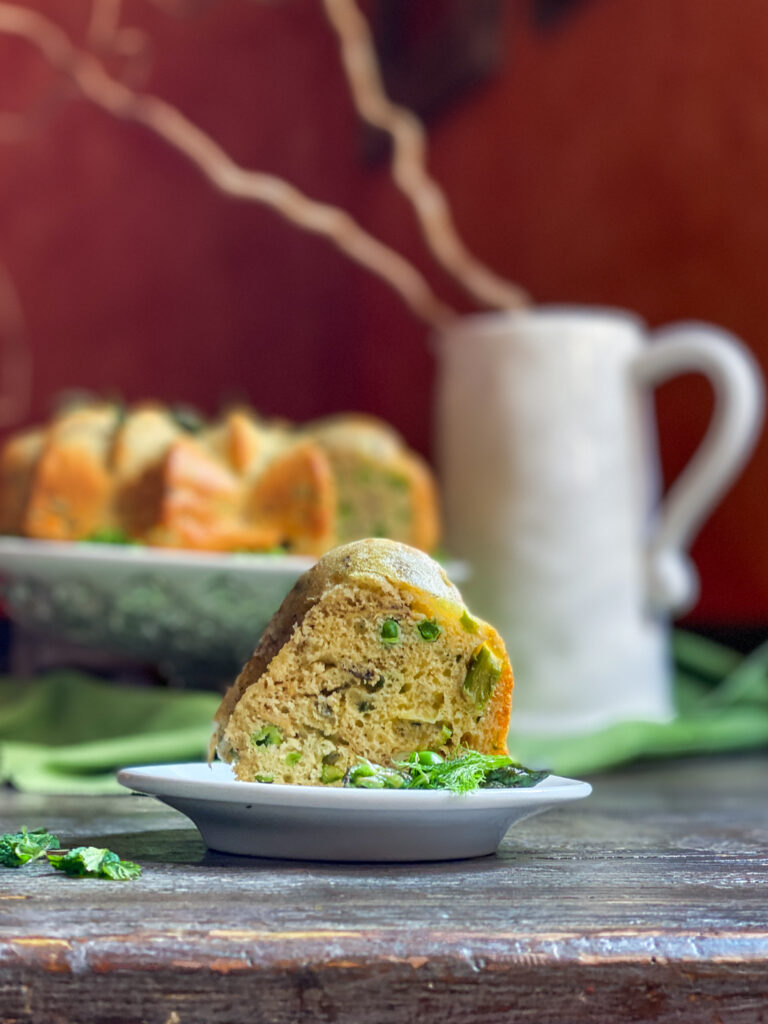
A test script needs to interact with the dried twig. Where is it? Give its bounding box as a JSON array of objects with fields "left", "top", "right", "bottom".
[
  {"left": 322, "top": 0, "right": 529, "bottom": 311},
  {"left": 0, "top": 3, "right": 455, "bottom": 327},
  {"left": 0, "top": 260, "right": 32, "bottom": 428}
]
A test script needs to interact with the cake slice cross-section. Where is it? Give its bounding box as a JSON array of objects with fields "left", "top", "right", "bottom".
[{"left": 212, "top": 538, "right": 514, "bottom": 785}]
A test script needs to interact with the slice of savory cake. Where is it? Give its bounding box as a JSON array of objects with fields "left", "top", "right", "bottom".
[{"left": 212, "top": 538, "right": 514, "bottom": 785}]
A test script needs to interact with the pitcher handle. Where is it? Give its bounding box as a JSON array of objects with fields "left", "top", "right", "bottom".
[{"left": 633, "top": 322, "right": 764, "bottom": 614}]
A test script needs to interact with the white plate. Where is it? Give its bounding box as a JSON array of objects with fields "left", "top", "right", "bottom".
[
  {"left": 117, "top": 761, "right": 592, "bottom": 862},
  {"left": 0, "top": 537, "right": 467, "bottom": 682}
]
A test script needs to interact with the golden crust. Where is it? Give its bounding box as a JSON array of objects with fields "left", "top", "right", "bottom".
[
  {"left": 139, "top": 437, "right": 276, "bottom": 551},
  {"left": 23, "top": 406, "right": 118, "bottom": 540},
  {"left": 247, "top": 441, "right": 336, "bottom": 555},
  {"left": 0, "top": 429, "right": 44, "bottom": 534}
]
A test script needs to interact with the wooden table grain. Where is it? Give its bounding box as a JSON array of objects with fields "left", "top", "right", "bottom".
[{"left": 0, "top": 755, "right": 766, "bottom": 1024}]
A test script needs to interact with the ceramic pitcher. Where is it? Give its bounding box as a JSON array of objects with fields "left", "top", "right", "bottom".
[{"left": 435, "top": 308, "right": 763, "bottom": 734}]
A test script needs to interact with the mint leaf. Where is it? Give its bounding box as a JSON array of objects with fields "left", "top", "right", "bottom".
[
  {"left": 392, "top": 750, "right": 549, "bottom": 793},
  {"left": 48, "top": 846, "right": 141, "bottom": 880},
  {"left": 99, "top": 851, "right": 142, "bottom": 881},
  {"left": 0, "top": 827, "right": 60, "bottom": 868}
]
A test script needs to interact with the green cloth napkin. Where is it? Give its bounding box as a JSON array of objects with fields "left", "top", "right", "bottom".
[
  {"left": 509, "top": 632, "right": 768, "bottom": 776},
  {"left": 0, "top": 671, "right": 219, "bottom": 794},
  {"left": 0, "top": 632, "right": 766, "bottom": 793}
]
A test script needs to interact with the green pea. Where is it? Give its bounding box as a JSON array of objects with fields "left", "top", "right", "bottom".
[
  {"left": 251, "top": 724, "right": 283, "bottom": 747},
  {"left": 346, "top": 762, "right": 375, "bottom": 783},
  {"left": 409, "top": 750, "right": 444, "bottom": 767},
  {"left": 285, "top": 751, "right": 302, "bottom": 766},
  {"left": 320, "top": 764, "right": 345, "bottom": 784},
  {"left": 380, "top": 619, "right": 400, "bottom": 644},
  {"left": 417, "top": 620, "right": 441, "bottom": 642},
  {"left": 254, "top": 773, "right": 274, "bottom": 783}
]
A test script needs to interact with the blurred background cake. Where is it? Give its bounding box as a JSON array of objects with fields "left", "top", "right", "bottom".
[{"left": 0, "top": 403, "right": 441, "bottom": 556}]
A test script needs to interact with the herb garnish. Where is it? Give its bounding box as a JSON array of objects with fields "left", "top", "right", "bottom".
[
  {"left": 0, "top": 827, "right": 60, "bottom": 867},
  {"left": 48, "top": 847, "right": 142, "bottom": 881},
  {"left": 0, "top": 827, "right": 141, "bottom": 880},
  {"left": 344, "top": 750, "right": 548, "bottom": 794}
]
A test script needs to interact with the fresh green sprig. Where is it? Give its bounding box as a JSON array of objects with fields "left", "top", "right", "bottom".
[
  {"left": 0, "top": 827, "right": 60, "bottom": 868},
  {"left": 396, "top": 750, "right": 505, "bottom": 792},
  {"left": 399, "top": 750, "right": 548, "bottom": 792},
  {"left": 0, "top": 827, "right": 140, "bottom": 880},
  {"left": 48, "top": 847, "right": 141, "bottom": 881},
  {"left": 344, "top": 750, "right": 549, "bottom": 794}
]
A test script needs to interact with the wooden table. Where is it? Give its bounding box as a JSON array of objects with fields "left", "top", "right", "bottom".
[{"left": 0, "top": 755, "right": 766, "bottom": 1023}]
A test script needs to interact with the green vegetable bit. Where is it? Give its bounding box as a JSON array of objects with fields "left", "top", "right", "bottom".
[
  {"left": 395, "top": 749, "right": 548, "bottom": 794},
  {"left": 439, "top": 723, "right": 453, "bottom": 743},
  {"left": 48, "top": 847, "right": 141, "bottom": 881},
  {"left": 459, "top": 609, "right": 479, "bottom": 633},
  {"left": 254, "top": 773, "right": 274, "bottom": 784},
  {"left": 170, "top": 404, "right": 205, "bottom": 434},
  {"left": 320, "top": 764, "right": 345, "bottom": 784},
  {"left": 344, "top": 761, "right": 407, "bottom": 789},
  {"left": 251, "top": 724, "right": 283, "bottom": 747},
  {"left": 380, "top": 619, "right": 400, "bottom": 644},
  {"left": 0, "top": 826, "right": 60, "bottom": 868},
  {"left": 463, "top": 644, "right": 503, "bottom": 711},
  {"left": 483, "top": 764, "right": 549, "bottom": 789},
  {"left": 417, "top": 620, "right": 441, "bottom": 642},
  {"left": 284, "top": 751, "right": 303, "bottom": 766},
  {"left": 82, "top": 527, "right": 137, "bottom": 546},
  {"left": 409, "top": 750, "right": 444, "bottom": 767},
  {"left": 343, "top": 750, "right": 546, "bottom": 794}
]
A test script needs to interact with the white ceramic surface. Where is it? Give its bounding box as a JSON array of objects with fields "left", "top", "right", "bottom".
[
  {"left": 117, "top": 761, "right": 591, "bottom": 862},
  {"left": 435, "top": 307, "right": 763, "bottom": 735},
  {"left": 0, "top": 537, "right": 467, "bottom": 682}
]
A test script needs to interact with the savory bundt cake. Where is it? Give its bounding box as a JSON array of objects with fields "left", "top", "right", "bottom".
[
  {"left": 0, "top": 405, "right": 441, "bottom": 556},
  {"left": 211, "top": 539, "right": 514, "bottom": 785}
]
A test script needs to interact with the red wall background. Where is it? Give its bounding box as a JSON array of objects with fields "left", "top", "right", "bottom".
[{"left": 0, "top": 0, "right": 767, "bottom": 623}]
